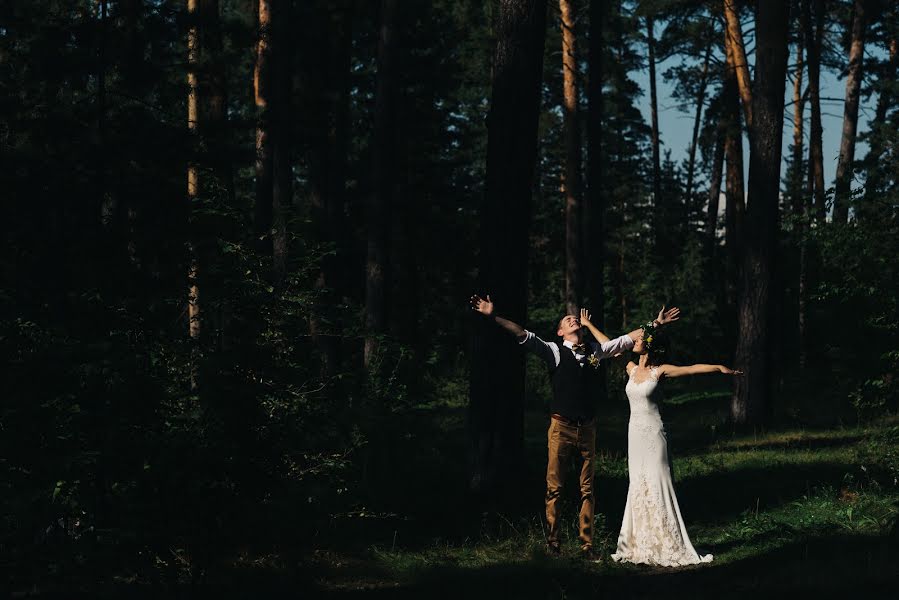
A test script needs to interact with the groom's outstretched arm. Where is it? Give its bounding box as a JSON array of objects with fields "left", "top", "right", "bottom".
[
  {"left": 469, "top": 294, "right": 526, "bottom": 341},
  {"left": 470, "top": 294, "right": 559, "bottom": 367}
]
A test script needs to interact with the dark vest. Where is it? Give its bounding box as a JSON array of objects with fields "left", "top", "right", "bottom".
[{"left": 550, "top": 346, "right": 600, "bottom": 421}]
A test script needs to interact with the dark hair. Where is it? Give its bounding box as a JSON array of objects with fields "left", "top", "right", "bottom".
[{"left": 645, "top": 329, "right": 670, "bottom": 366}]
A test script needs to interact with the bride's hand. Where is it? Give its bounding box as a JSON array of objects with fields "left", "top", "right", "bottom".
[
  {"left": 719, "top": 366, "right": 744, "bottom": 376},
  {"left": 657, "top": 305, "right": 681, "bottom": 326},
  {"left": 579, "top": 308, "right": 592, "bottom": 327}
]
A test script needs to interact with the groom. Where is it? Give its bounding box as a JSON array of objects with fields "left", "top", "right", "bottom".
[{"left": 470, "top": 294, "right": 680, "bottom": 557}]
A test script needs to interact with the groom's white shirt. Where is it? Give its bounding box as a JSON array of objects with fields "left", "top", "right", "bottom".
[{"left": 518, "top": 331, "right": 634, "bottom": 368}]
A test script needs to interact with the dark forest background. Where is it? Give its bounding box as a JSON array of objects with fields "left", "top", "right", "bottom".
[{"left": 2, "top": 0, "right": 898, "bottom": 594}]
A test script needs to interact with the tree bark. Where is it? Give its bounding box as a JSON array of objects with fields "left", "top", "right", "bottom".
[
  {"left": 723, "top": 0, "right": 753, "bottom": 129},
  {"left": 732, "top": 0, "right": 790, "bottom": 427},
  {"left": 790, "top": 39, "right": 805, "bottom": 215},
  {"left": 254, "top": 0, "right": 274, "bottom": 258},
  {"left": 723, "top": 33, "right": 745, "bottom": 317},
  {"left": 187, "top": 0, "right": 202, "bottom": 391},
  {"left": 833, "top": 0, "right": 868, "bottom": 223},
  {"left": 561, "top": 0, "right": 582, "bottom": 316},
  {"left": 861, "top": 35, "right": 898, "bottom": 219},
  {"left": 364, "top": 0, "right": 398, "bottom": 370},
  {"left": 470, "top": 0, "right": 547, "bottom": 495},
  {"left": 803, "top": 0, "right": 826, "bottom": 223}
]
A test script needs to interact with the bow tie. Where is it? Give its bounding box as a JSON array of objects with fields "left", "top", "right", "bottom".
[{"left": 571, "top": 343, "right": 587, "bottom": 354}]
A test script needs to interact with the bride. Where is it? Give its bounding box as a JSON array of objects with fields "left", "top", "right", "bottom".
[{"left": 610, "top": 321, "right": 741, "bottom": 567}]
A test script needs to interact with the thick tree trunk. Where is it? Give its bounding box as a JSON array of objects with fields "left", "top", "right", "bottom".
[
  {"left": 561, "top": 0, "right": 582, "bottom": 315},
  {"left": 686, "top": 42, "right": 712, "bottom": 206},
  {"left": 470, "top": 0, "right": 547, "bottom": 495},
  {"left": 723, "top": 0, "right": 753, "bottom": 129},
  {"left": 803, "top": 0, "right": 826, "bottom": 223},
  {"left": 732, "top": 0, "right": 790, "bottom": 427},
  {"left": 647, "top": 16, "right": 662, "bottom": 214},
  {"left": 833, "top": 0, "right": 868, "bottom": 223},
  {"left": 364, "top": 0, "right": 398, "bottom": 370}
]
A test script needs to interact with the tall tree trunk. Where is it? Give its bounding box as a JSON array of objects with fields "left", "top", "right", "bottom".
[
  {"left": 310, "top": 1, "right": 353, "bottom": 379},
  {"left": 364, "top": 0, "right": 398, "bottom": 370},
  {"left": 706, "top": 121, "right": 725, "bottom": 253},
  {"left": 561, "top": 0, "right": 582, "bottom": 315},
  {"left": 646, "top": 16, "right": 662, "bottom": 214},
  {"left": 833, "top": 0, "right": 868, "bottom": 223},
  {"left": 585, "top": 0, "right": 604, "bottom": 316},
  {"left": 790, "top": 40, "right": 805, "bottom": 214},
  {"left": 791, "top": 36, "right": 807, "bottom": 367},
  {"left": 187, "top": 0, "right": 202, "bottom": 390},
  {"left": 732, "top": 0, "right": 790, "bottom": 427},
  {"left": 98, "top": 0, "right": 111, "bottom": 226},
  {"left": 470, "top": 0, "right": 547, "bottom": 495},
  {"left": 861, "top": 35, "right": 898, "bottom": 220},
  {"left": 254, "top": 0, "right": 274, "bottom": 257},
  {"left": 585, "top": 0, "right": 607, "bottom": 416},
  {"left": 271, "top": 0, "right": 291, "bottom": 284},
  {"left": 804, "top": 0, "right": 826, "bottom": 223},
  {"left": 723, "top": 33, "right": 745, "bottom": 318},
  {"left": 723, "top": 0, "right": 753, "bottom": 129},
  {"left": 686, "top": 41, "right": 713, "bottom": 205}
]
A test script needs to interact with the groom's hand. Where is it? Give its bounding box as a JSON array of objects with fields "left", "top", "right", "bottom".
[
  {"left": 470, "top": 294, "right": 494, "bottom": 316},
  {"left": 656, "top": 305, "right": 681, "bottom": 326}
]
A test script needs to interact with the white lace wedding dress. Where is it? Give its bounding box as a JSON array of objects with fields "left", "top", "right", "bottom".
[{"left": 611, "top": 365, "right": 713, "bottom": 567}]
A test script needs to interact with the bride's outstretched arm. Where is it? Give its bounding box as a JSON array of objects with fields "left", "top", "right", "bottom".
[
  {"left": 579, "top": 308, "right": 610, "bottom": 343},
  {"left": 657, "top": 364, "right": 744, "bottom": 378}
]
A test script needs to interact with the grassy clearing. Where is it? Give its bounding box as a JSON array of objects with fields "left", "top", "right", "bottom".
[{"left": 307, "top": 409, "right": 899, "bottom": 597}]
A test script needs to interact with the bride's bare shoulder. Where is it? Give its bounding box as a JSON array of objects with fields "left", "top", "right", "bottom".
[{"left": 625, "top": 361, "right": 636, "bottom": 375}]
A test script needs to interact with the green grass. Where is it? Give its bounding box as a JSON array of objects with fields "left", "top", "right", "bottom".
[{"left": 303, "top": 408, "right": 899, "bottom": 598}]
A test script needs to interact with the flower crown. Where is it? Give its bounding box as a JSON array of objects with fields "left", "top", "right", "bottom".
[{"left": 641, "top": 321, "right": 665, "bottom": 354}]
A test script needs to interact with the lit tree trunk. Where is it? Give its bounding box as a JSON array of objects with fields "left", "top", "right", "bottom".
[
  {"left": 470, "top": 0, "right": 547, "bottom": 494},
  {"left": 561, "top": 0, "right": 582, "bottom": 315},
  {"left": 585, "top": 0, "right": 605, "bottom": 316},
  {"left": 187, "top": 0, "right": 201, "bottom": 390},
  {"left": 646, "top": 16, "right": 662, "bottom": 214},
  {"left": 804, "top": 0, "right": 826, "bottom": 223},
  {"left": 723, "top": 35, "right": 745, "bottom": 315},
  {"left": 254, "top": 0, "right": 274, "bottom": 258},
  {"left": 686, "top": 41, "right": 713, "bottom": 204},
  {"left": 833, "top": 0, "right": 868, "bottom": 223},
  {"left": 732, "top": 0, "right": 790, "bottom": 426},
  {"left": 724, "top": 0, "right": 753, "bottom": 129},
  {"left": 364, "top": 0, "right": 398, "bottom": 370}
]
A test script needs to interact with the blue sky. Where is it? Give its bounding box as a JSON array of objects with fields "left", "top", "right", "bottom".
[{"left": 631, "top": 37, "right": 883, "bottom": 200}]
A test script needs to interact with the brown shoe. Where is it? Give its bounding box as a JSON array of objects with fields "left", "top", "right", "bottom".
[{"left": 580, "top": 545, "right": 601, "bottom": 562}]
